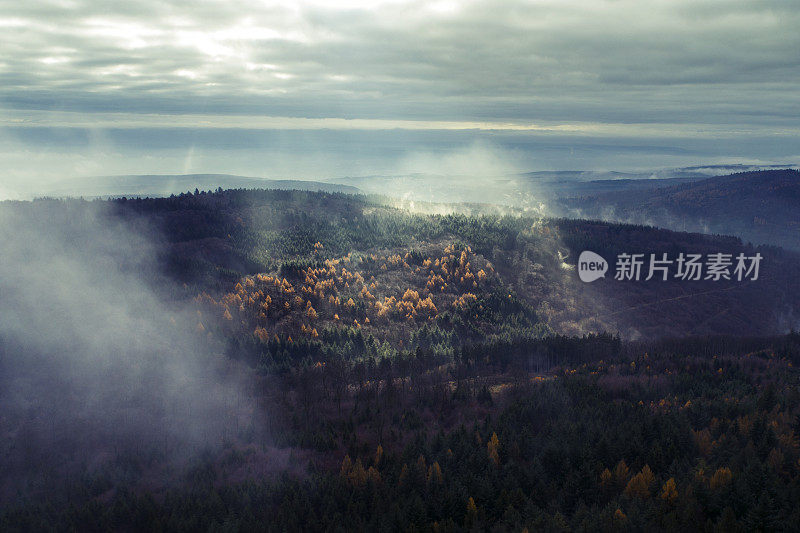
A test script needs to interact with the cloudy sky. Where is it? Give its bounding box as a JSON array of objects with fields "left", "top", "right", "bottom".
[{"left": 1, "top": 0, "right": 799, "bottom": 195}]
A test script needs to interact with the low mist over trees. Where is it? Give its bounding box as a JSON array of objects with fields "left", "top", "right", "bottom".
[{"left": 2, "top": 189, "right": 800, "bottom": 531}]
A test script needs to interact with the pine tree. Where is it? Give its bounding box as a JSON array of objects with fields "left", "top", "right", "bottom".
[
  {"left": 715, "top": 507, "right": 742, "bottom": 533},
  {"left": 613, "top": 459, "right": 630, "bottom": 488},
  {"left": 398, "top": 464, "right": 409, "bottom": 486},
  {"left": 465, "top": 497, "right": 478, "bottom": 529}
]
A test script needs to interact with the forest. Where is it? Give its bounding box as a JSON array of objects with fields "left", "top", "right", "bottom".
[{"left": 2, "top": 189, "right": 800, "bottom": 531}]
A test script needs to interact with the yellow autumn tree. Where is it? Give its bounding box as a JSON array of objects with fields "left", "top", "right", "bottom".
[
  {"left": 402, "top": 289, "right": 420, "bottom": 303},
  {"left": 428, "top": 461, "right": 443, "bottom": 485},
  {"left": 465, "top": 497, "right": 478, "bottom": 528},
  {"left": 416, "top": 296, "right": 438, "bottom": 318},
  {"left": 625, "top": 465, "right": 655, "bottom": 499},
  {"left": 613, "top": 459, "right": 630, "bottom": 487},
  {"left": 340, "top": 455, "right": 352, "bottom": 477},
  {"left": 600, "top": 468, "right": 612, "bottom": 487},
  {"left": 659, "top": 478, "right": 678, "bottom": 503},
  {"left": 254, "top": 326, "right": 270, "bottom": 342},
  {"left": 366, "top": 466, "right": 381, "bottom": 484},
  {"left": 348, "top": 459, "right": 367, "bottom": 487},
  {"left": 487, "top": 432, "right": 500, "bottom": 465},
  {"left": 709, "top": 467, "right": 732, "bottom": 489}
]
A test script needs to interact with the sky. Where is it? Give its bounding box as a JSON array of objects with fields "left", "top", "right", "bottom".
[{"left": 1, "top": 0, "right": 799, "bottom": 196}]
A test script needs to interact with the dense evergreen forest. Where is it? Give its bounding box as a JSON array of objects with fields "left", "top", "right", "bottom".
[{"left": 2, "top": 189, "right": 800, "bottom": 531}]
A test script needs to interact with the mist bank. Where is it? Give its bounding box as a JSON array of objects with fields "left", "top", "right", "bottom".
[
  {"left": 0, "top": 200, "right": 259, "bottom": 503},
  {"left": 3, "top": 124, "right": 800, "bottom": 200}
]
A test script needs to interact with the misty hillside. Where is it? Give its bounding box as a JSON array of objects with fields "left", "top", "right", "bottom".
[
  {"left": 560, "top": 169, "right": 800, "bottom": 250},
  {"left": 330, "top": 170, "right": 705, "bottom": 209},
  {"left": 4, "top": 189, "right": 800, "bottom": 531},
  {"left": 332, "top": 165, "right": 799, "bottom": 205},
  {"left": 94, "top": 189, "right": 800, "bottom": 339}
]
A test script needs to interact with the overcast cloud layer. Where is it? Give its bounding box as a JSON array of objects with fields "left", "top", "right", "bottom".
[{"left": 1, "top": 0, "right": 799, "bottom": 194}]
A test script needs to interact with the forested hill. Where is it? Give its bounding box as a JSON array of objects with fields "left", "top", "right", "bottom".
[
  {"left": 4, "top": 189, "right": 800, "bottom": 531},
  {"left": 11, "top": 187, "right": 798, "bottom": 340},
  {"left": 560, "top": 169, "right": 800, "bottom": 251}
]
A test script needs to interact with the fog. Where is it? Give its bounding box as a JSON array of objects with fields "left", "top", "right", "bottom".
[
  {"left": 4, "top": 124, "right": 800, "bottom": 201},
  {"left": 0, "top": 200, "right": 257, "bottom": 501}
]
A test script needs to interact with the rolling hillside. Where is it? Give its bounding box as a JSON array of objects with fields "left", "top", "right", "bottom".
[
  {"left": 4, "top": 188, "right": 800, "bottom": 531},
  {"left": 63, "top": 188, "right": 800, "bottom": 339},
  {"left": 560, "top": 169, "right": 800, "bottom": 250}
]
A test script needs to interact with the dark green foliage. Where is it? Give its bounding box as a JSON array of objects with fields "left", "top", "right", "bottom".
[
  {"left": 4, "top": 190, "right": 800, "bottom": 531},
  {"left": 4, "top": 334, "right": 800, "bottom": 531}
]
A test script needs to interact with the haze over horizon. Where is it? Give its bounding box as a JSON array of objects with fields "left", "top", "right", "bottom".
[{"left": 2, "top": 0, "right": 799, "bottom": 198}]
